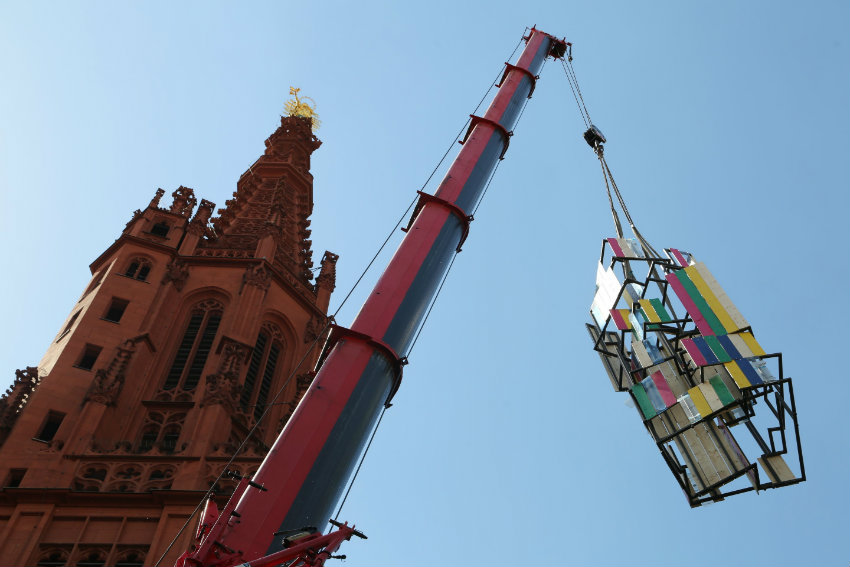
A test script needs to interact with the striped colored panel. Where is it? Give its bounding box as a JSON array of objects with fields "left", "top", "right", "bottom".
[
  {"left": 709, "top": 375, "right": 735, "bottom": 406},
  {"left": 698, "top": 383, "right": 725, "bottom": 413},
  {"left": 703, "top": 335, "right": 733, "bottom": 363},
  {"left": 649, "top": 298, "right": 672, "bottom": 322},
  {"left": 712, "top": 368, "right": 742, "bottom": 400},
  {"left": 665, "top": 272, "right": 715, "bottom": 336},
  {"left": 681, "top": 338, "right": 708, "bottom": 366},
  {"left": 692, "top": 337, "right": 720, "bottom": 365},
  {"left": 735, "top": 359, "right": 764, "bottom": 386},
  {"left": 727, "top": 333, "right": 755, "bottom": 359},
  {"left": 723, "top": 361, "right": 752, "bottom": 389},
  {"left": 688, "top": 386, "right": 713, "bottom": 418},
  {"left": 684, "top": 265, "right": 738, "bottom": 333},
  {"left": 673, "top": 270, "right": 727, "bottom": 335},
  {"left": 651, "top": 371, "right": 677, "bottom": 407},
  {"left": 607, "top": 238, "right": 626, "bottom": 258},
  {"left": 693, "top": 263, "right": 749, "bottom": 330},
  {"left": 642, "top": 377, "right": 668, "bottom": 413},
  {"left": 638, "top": 299, "right": 661, "bottom": 323},
  {"left": 632, "top": 383, "right": 657, "bottom": 419},
  {"left": 739, "top": 332, "right": 766, "bottom": 356},
  {"left": 717, "top": 335, "right": 743, "bottom": 360},
  {"left": 669, "top": 248, "right": 690, "bottom": 267},
  {"left": 609, "top": 309, "right": 631, "bottom": 330}
]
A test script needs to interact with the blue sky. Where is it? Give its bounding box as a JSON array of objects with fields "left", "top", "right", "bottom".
[{"left": 1, "top": 1, "right": 848, "bottom": 565}]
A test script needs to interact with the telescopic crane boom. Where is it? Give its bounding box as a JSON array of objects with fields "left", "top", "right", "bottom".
[{"left": 177, "top": 27, "right": 567, "bottom": 567}]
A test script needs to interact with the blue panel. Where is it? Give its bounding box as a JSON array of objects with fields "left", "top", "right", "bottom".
[
  {"left": 692, "top": 336, "right": 719, "bottom": 365},
  {"left": 717, "top": 335, "right": 743, "bottom": 360},
  {"left": 737, "top": 358, "right": 764, "bottom": 385}
]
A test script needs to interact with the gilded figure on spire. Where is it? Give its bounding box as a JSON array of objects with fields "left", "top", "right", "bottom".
[{"left": 284, "top": 87, "right": 320, "bottom": 131}]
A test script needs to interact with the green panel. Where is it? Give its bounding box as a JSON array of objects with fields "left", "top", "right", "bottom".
[
  {"left": 632, "top": 384, "right": 657, "bottom": 420},
  {"left": 704, "top": 335, "right": 732, "bottom": 363},
  {"left": 709, "top": 375, "right": 735, "bottom": 406},
  {"left": 649, "top": 298, "right": 672, "bottom": 322},
  {"left": 674, "top": 271, "right": 726, "bottom": 335}
]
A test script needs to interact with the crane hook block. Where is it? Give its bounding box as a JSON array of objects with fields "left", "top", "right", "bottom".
[{"left": 583, "top": 124, "right": 606, "bottom": 148}]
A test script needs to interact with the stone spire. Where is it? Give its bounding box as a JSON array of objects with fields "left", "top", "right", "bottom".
[{"left": 200, "top": 116, "right": 321, "bottom": 288}]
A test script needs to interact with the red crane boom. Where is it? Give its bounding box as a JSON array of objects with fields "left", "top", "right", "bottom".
[{"left": 179, "top": 27, "right": 567, "bottom": 567}]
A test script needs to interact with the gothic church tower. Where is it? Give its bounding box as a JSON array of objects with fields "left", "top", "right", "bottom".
[{"left": 0, "top": 115, "right": 337, "bottom": 566}]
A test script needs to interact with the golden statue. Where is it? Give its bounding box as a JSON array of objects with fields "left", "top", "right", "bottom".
[{"left": 284, "top": 86, "right": 321, "bottom": 131}]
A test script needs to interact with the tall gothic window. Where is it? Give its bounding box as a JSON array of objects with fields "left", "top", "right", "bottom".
[
  {"left": 163, "top": 299, "right": 223, "bottom": 391},
  {"left": 240, "top": 323, "right": 284, "bottom": 420}
]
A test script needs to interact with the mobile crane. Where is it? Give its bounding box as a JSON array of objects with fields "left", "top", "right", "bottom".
[
  {"left": 174, "top": 26, "right": 567, "bottom": 567},
  {"left": 175, "top": 23, "right": 805, "bottom": 566}
]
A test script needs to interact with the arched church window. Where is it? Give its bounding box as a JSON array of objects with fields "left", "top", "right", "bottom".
[
  {"left": 136, "top": 411, "right": 186, "bottom": 453},
  {"left": 123, "top": 257, "right": 152, "bottom": 282},
  {"left": 240, "top": 323, "right": 284, "bottom": 420},
  {"left": 163, "top": 299, "right": 224, "bottom": 391},
  {"left": 36, "top": 547, "right": 70, "bottom": 567}
]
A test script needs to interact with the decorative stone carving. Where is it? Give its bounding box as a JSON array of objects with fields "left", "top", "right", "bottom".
[
  {"left": 188, "top": 198, "right": 216, "bottom": 236},
  {"left": 316, "top": 251, "right": 339, "bottom": 293},
  {"left": 170, "top": 186, "right": 197, "bottom": 218},
  {"left": 72, "top": 461, "right": 177, "bottom": 492},
  {"left": 161, "top": 259, "right": 189, "bottom": 291},
  {"left": 84, "top": 337, "right": 145, "bottom": 406},
  {"left": 304, "top": 314, "right": 327, "bottom": 344},
  {"left": 200, "top": 373, "right": 240, "bottom": 411},
  {"left": 124, "top": 209, "right": 143, "bottom": 231},
  {"left": 242, "top": 264, "right": 271, "bottom": 292},
  {"left": 149, "top": 188, "right": 165, "bottom": 209},
  {"left": 0, "top": 367, "right": 40, "bottom": 439}
]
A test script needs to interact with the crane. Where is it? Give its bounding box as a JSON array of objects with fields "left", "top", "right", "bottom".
[
  {"left": 175, "top": 26, "right": 567, "bottom": 567},
  {"left": 174, "top": 24, "right": 805, "bottom": 566}
]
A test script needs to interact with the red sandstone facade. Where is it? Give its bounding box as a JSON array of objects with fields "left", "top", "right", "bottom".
[{"left": 0, "top": 116, "right": 336, "bottom": 566}]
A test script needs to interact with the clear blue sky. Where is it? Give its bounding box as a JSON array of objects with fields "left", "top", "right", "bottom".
[{"left": 2, "top": 1, "right": 848, "bottom": 565}]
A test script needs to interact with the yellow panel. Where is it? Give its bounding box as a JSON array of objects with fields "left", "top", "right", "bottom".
[
  {"left": 698, "top": 382, "right": 725, "bottom": 412},
  {"left": 724, "top": 361, "right": 752, "bottom": 389},
  {"left": 684, "top": 265, "right": 738, "bottom": 333},
  {"left": 688, "top": 386, "right": 713, "bottom": 417},
  {"left": 727, "top": 334, "right": 754, "bottom": 358},
  {"left": 638, "top": 299, "right": 661, "bottom": 323},
  {"left": 617, "top": 309, "right": 633, "bottom": 329},
  {"left": 739, "top": 332, "right": 766, "bottom": 356},
  {"left": 693, "top": 262, "right": 750, "bottom": 330}
]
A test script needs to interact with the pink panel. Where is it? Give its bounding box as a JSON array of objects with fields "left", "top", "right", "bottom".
[
  {"left": 608, "top": 238, "right": 626, "bottom": 258},
  {"left": 670, "top": 248, "right": 689, "bottom": 267},
  {"left": 651, "top": 371, "right": 677, "bottom": 407},
  {"left": 609, "top": 309, "right": 629, "bottom": 330},
  {"left": 681, "top": 338, "right": 708, "bottom": 366},
  {"left": 665, "top": 272, "right": 714, "bottom": 335}
]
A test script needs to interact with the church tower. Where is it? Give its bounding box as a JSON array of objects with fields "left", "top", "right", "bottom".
[{"left": 0, "top": 114, "right": 337, "bottom": 566}]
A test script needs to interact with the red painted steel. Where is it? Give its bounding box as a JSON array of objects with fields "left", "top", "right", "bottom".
[{"left": 182, "top": 28, "right": 565, "bottom": 566}]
